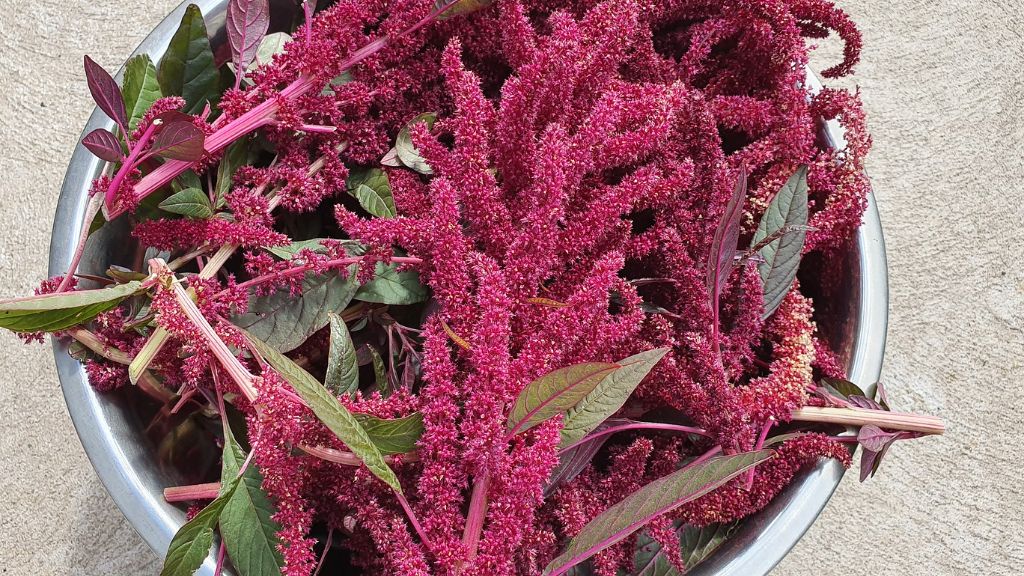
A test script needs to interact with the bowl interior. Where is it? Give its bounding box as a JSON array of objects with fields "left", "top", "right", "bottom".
[{"left": 47, "top": 3, "right": 888, "bottom": 574}]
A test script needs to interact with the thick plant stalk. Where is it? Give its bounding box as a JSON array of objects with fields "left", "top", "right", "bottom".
[{"left": 791, "top": 406, "right": 945, "bottom": 435}]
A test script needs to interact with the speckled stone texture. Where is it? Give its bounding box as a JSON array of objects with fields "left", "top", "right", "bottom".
[{"left": 0, "top": 1, "right": 1020, "bottom": 574}]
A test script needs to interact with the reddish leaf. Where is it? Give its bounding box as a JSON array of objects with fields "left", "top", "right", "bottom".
[
  {"left": 83, "top": 55, "right": 128, "bottom": 133},
  {"left": 81, "top": 128, "right": 123, "bottom": 162},
  {"left": 706, "top": 166, "right": 747, "bottom": 302},
  {"left": 226, "top": 0, "right": 270, "bottom": 75},
  {"left": 856, "top": 425, "right": 900, "bottom": 452},
  {"left": 148, "top": 121, "right": 206, "bottom": 161}
]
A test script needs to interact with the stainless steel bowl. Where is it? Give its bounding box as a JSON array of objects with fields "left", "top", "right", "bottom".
[{"left": 47, "top": 2, "right": 888, "bottom": 573}]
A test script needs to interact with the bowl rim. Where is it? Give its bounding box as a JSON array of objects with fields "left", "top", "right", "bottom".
[{"left": 47, "top": 3, "right": 888, "bottom": 574}]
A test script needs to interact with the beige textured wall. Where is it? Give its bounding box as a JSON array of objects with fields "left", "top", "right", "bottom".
[{"left": 0, "top": 1, "right": 1020, "bottom": 574}]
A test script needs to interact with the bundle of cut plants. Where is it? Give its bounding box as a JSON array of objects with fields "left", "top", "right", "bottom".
[{"left": 0, "top": 0, "right": 945, "bottom": 574}]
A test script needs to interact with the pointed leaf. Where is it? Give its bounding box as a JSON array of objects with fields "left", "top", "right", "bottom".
[
  {"left": 707, "top": 167, "right": 747, "bottom": 304},
  {"left": 243, "top": 333, "right": 403, "bottom": 492},
  {"left": 857, "top": 425, "right": 900, "bottom": 453},
  {"left": 149, "top": 121, "right": 206, "bottom": 161},
  {"left": 435, "top": 0, "right": 497, "bottom": 19},
  {"left": 394, "top": 112, "right": 437, "bottom": 174},
  {"left": 347, "top": 168, "right": 396, "bottom": 218},
  {"left": 219, "top": 424, "right": 284, "bottom": 576},
  {"left": 159, "top": 188, "right": 213, "bottom": 219},
  {"left": 752, "top": 167, "right": 809, "bottom": 319},
  {"left": 215, "top": 139, "right": 254, "bottom": 207},
  {"left": 369, "top": 345, "right": 388, "bottom": 392},
  {"left": 560, "top": 348, "right": 670, "bottom": 448},
  {"left": 253, "top": 32, "right": 291, "bottom": 68},
  {"left": 122, "top": 54, "right": 162, "bottom": 132},
  {"left": 542, "top": 451, "right": 773, "bottom": 576},
  {"left": 158, "top": 4, "right": 221, "bottom": 114},
  {"left": 83, "top": 55, "right": 128, "bottom": 133},
  {"left": 0, "top": 281, "right": 143, "bottom": 333},
  {"left": 819, "top": 376, "right": 866, "bottom": 401},
  {"left": 160, "top": 478, "right": 239, "bottom": 576},
  {"left": 232, "top": 269, "right": 358, "bottom": 353},
  {"left": 354, "top": 261, "right": 429, "bottom": 305},
  {"left": 226, "top": 0, "right": 270, "bottom": 77},
  {"left": 633, "top": 522, "right": 735, "bottom": 575},
  {"left": 82, "top": 128, "right": 123, "bottom": 162},
  {"left": 325, "top": 312, "right": 359, "bottom": 395},
  {"left": 265, "top": 238, "right": 348, "bottom": 260},
  {"left": 507, "top": 362, "right": 620, "bottom": 435},
  {"left": 352, "top": 412, "right": 424, "bottom": 455}
]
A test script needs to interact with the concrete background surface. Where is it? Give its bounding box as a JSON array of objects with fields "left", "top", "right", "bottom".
[{"left": 0, "top": 0, "right": 1021, "bottom": 574}]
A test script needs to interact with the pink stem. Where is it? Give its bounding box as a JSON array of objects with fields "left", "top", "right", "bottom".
[
  {"left": 558, "top": 422, "right": 710, "bottom": 455},
  {"left": 461, "top": 470, "right": 491, "bottom": 564},
  {"left": 745, "top": 418, "right": 774, "bottom": 490},
  {"left": 396, "top": 491, "right": 434, "bottom": 553},
  {"left": 150, "top": 258, "right": 258, "bottom": 401},
  {"left": 312, "top": 529, "right": 333, "bottom": 576},
  {"left": 56, "top": 193, "right": 104, "bottom": 292},
  {"left": 164, "top": 482, "right": 221, "bottom": 502},
  {"left": 680, "top": 444, "right": 723, "bottom": 472},
  {"left": 214, "top": 540, "right": 227, "bottom": 576},
  {"left": 108, "top": 75, "right": 314, "bottom": 219},
  {"left": 103, "top": 119, "right": 160, "bottom": 214},
  {"left": 215, "top": 255, "right": 422, "bottom": 299},
  {"left": 790, "top": 406, "right": 945, "bottom": 435}
]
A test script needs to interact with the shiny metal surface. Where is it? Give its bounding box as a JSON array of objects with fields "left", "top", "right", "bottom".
[{"left": 48, "top": 3, "right": 888, "bottom": 574}]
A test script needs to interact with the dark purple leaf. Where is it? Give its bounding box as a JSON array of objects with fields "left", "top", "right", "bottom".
[
  {"left": 858, "top": 430, "right": 921, "bottom": 482},
  {"left": 847, "top": 395, "right": 885, "bottom": 411},
  {"left": 148, "top": 121, "right": 206, "bottom": 161},
  {"left": 81, "top": 128, "right": 123, "bottom": 162},
  {"left": 83, "top": 55, "right": 128, "bottom": 133},
  {"left": 706, "top": 166, "right": 747, "bottom": 304},
  {"left": 226, "top": 0, "right": 270, "bottom": 76},
  {"left": 820, "top": 377, "right": 866, "bottom": 399},
  {"left": 857, "top": 425, "right": 900, "bottom": 452},
  {"left": 155, "top": 109, "right": 195, "bottom": 125},
  {"left": 877, "top": 381, "right": 891, "bottom": 411},
  {"left": 545, "top": 419, "right": 630, "bottom": 497},
  {"left": 858, "top": 446, "right": 881, "bottom": 482}
]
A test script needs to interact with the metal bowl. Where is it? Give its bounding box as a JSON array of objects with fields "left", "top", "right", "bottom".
[{"left": 47, "top": 2, "right": 888, "bottom": 574}]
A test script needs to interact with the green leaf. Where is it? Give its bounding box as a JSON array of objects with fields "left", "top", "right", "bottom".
[
  {"left": 435, "top": 0, "right": 497, "bottom": 19},
  {"left": 265, "top": 238, "right": 333, "bottom": 260},
  {"left": 354, "top": 261, "right": 429, "bottom": 305},
  {"left": 559, "top": 348, "right": 670, "bottom": 449},
  {"left": 160, "top": 479, "right": 239, "bottom": 576},
  {"left": 369, "top": 345, "right": 387, "bottom": 393},
  {"left": 352, "top": 412, "right": 424, "bottom": 455},
  {"left": 542, "top": 451, "right": 773, "bottom": 576},
  {"left": 158, "top": 4, "right": 221, "bottom": 114},
  {"left": 633, "top": 523, "right": 735, "bottom": 575},
  {"left": 159, "top": 188, "right": 213, "bottom": 219},
  {"left": 507, "top": 362, "right": 620, "bottom": 435},
  {"left": 819, "top": 377, "right": 866, "bottom": 402},
  {"left": 253, "top": 32, "right": 291, "bottom": 68},
  {"left": 751, "top": 166, "right": 808, "bottom": 319},
  {"left": 0, "top": 281, "right": 143, "bottom": 333},
  {"left": 172, "top": 170, "right": 203, "bottom": 193},
  {"left": 320, "top": 71, "right": 353, "bottom": 96},
  {"left": 122, "top": 54, "right": 162, "bottom": 133},
  {"left": 325, "top": 312, "right": 359, "bottom": 396},
  {"left": 232, "top": 269, "right": 359, "bottom": 353},
  {"left": 243, "top": 332, "right": 403, "bottom": 493},
  {"left": 347, "top": 168, "right": 396, "bottom": 218},
  {"left": 394, "top": 112, "right": 437, "bottom": 174},
  {"left": 218, "top": 424, "right": 285, "bottom": 576},
  {"left": 215, "top": 140, "right": 253, "bottom": 208}
]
